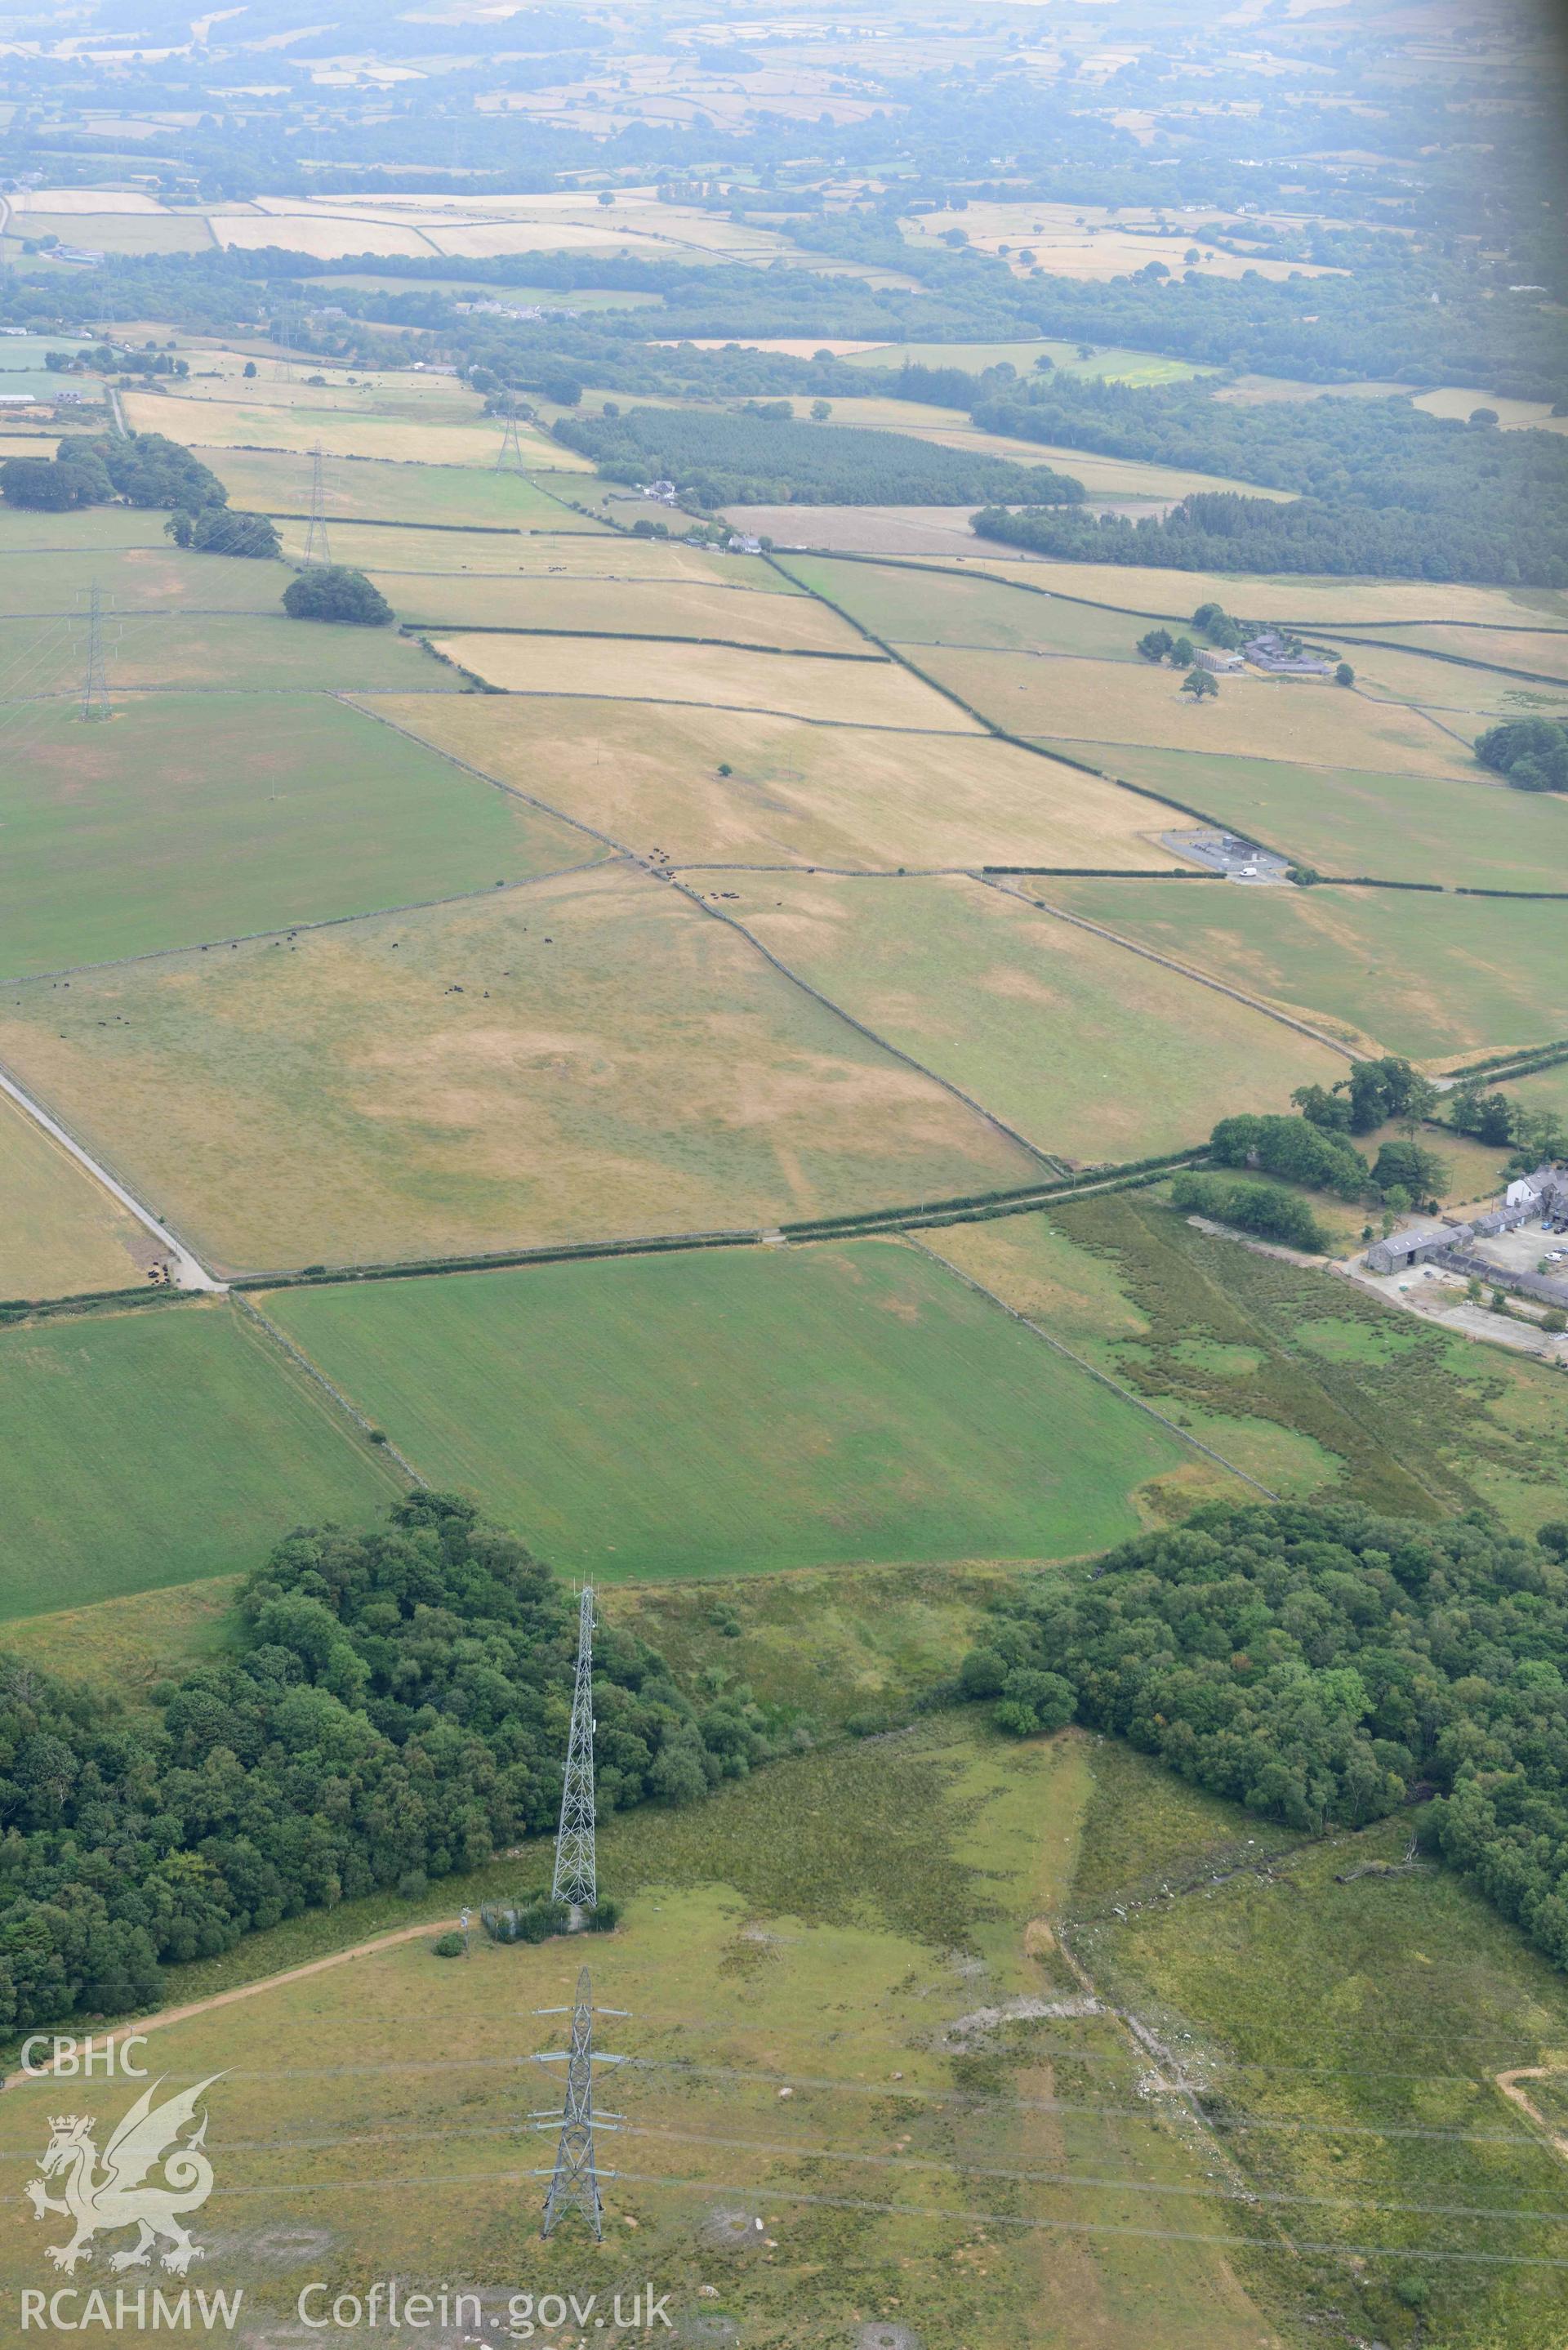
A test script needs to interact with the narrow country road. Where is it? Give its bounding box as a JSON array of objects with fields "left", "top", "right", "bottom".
[{"left": 0, "top": 1062, "right": 224, "bottom": 1292}]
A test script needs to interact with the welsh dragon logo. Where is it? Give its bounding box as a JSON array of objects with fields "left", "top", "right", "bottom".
[{"left": 24, "top": 2076, "right": 223, "bottom": 2276}]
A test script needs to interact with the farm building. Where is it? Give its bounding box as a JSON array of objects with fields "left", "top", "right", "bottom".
[
  {"left": 1365, "top": 1222, "right": 1471, "bottom": 1275},
  {"left": 1245, "top": 630, "right": 1332, "bottom": 677},
  {"left": 1193, "top": 647, "right": 1245, "bottom": 674},
  {"left": 1506, "top": 1162, "right": 1568, "bottom": 1221}
]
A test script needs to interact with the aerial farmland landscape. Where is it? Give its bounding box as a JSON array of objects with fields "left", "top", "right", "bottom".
[{"left": 0, "top": 0, "right": 1566, "bottom": 2343}]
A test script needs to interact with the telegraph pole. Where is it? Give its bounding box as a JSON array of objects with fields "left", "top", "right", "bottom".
[
  {"left": 303, "top": 440, "right": 332, "bottom": 566},
  {"left": 532, "top": 1967, "right": 627, "bottom": 2240},
  {"left": 551, "top": 1587, "right": 597, "bottom": 1918},
  {"left": 79, "top": 584, "right": 112, "bottom": 720}
]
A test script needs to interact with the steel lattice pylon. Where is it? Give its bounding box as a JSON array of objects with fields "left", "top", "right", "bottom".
[
  {"left": 551, "top": 1586, "right": 597, "bottom": 1912},
  {"left": 495, "top": 412, "right": 526, "bottom": 473},
  {"left": 532, "top": 1967, "right": 626, "bottom": 2240},
  {"left": 303, "top": 441, "right": 332, "bottom": 567},
  {"left": 80, "top": 583, "right": 113, "bottom": 721}
]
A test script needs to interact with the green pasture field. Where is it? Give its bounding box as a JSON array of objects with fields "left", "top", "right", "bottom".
[
  {"left": 0, "top": 502, "right": 171, "bottom": 553},
  {"left": 0, "top": 1297, "right": 399, "bottom": 1621},
  {"left": 0, "top": 609, "right": 455, "bottom": 694},
  {"left": 0, "top": 1089, "right": 151, "bottom": 1300},
  {"left": 1072, "top": 1756, "right": 1568, "bottom": 2350},
  {"left": 1045, "top": 878, "right": 1568, "bottom": 1061},
  {"left": 779, "top": 553, "right": 1145, "bottom": 658},
  {"left": 371, "top": 690, "right": 1189, "bottom": 872},
  {"left": 1056, "top": 741, "right": 1568, "bottom": 892},
  {"left": 1, "top": 1571, "right": 242, "bottom": 1701},
  {"left": 920, "top": 1208, "right": 1346, "bottom": 1501},
  {"left": 0, "top": 212, "right": 212, "bottom": 253},
  {"left": 700, "top": 870, "right": 1348, "bottom": 1163},
  {"left": 0, "top": 866, "right": 1032, "bottom": 1273},
  {"left": 0, "top": 1718, "right": 1283, "bottom": 2349},
  {"left": 0, "top": 541, "right": 287, "bottom": 614},
  {"left": 1036, "top": 1188, "right": 1568, "bottom": 1532},
  {"left": 0, "top": 691, "right": 591, "bottom": 978},
  {"left": 264, "top": 1238, "right": 1199, "bottom": 1577},
  {"left": 199, "top": 446, "right": 599, "bottom": 528},
  {"left": 843, "top": 337, "right": 1212, "bottom": 384}
]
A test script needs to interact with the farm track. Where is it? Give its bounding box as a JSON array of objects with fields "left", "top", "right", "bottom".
[{"left": 0, "top": 1057, "right": 220, "bottom": 1292}]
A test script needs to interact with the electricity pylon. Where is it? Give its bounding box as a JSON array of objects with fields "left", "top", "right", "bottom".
[
  {"left": 495, "top": 412, "right": 526, "bottom": 473},
  {"left": 532, "top": 1967, "right": 628, "bottom": 2240},
  {"left": 551, "top": 1586, "right": 597, "bottom": 1914},
  {"left": 303, "top": 441, "right": 332, "bottom": 566},
  {"left": 79, "top": 583, "right": 113, "bottom": 720}
]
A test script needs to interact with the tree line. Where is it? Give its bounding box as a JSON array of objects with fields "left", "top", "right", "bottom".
[
  {"left": 0, "top": 432, "right": 228, "bottom": 517},
  {"left": 956, "top": 1500, "right": 1568, "bottom": 1973},
  {"left": 0, "top": 1494, "right": 772, "bottom": 2032},
  {"left": 969, "top": 486, "right": 1568, "bottom": 590}
]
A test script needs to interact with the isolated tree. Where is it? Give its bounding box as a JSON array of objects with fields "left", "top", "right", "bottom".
[
  {"left": 810, "top": 399, "right": 832, "bottom": 422},
  {"left": 1169, "top": 634, "right": 1195, "bottom": 666},
  {"left": 282, "top": 565, "right": 392, "bottom": 626},
  {"left": 1137, "top": 627, "right": 1174, "bottom": 662},
  {"left": 243, "top": 359, "right": 257, "bottom": 378},
  {"left": 1335, "top": 661, "right": 1355, "bottom": 685},
  {"left": 1182, "top": 666, "right": 1218, "bottom": 700}
]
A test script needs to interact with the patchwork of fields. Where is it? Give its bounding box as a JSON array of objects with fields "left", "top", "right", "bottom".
[
  {"left": 4, "top": 27, "right": 1568, "bottom": 2347},
  {"left": 2, "top": 412, "right": 1563, "bottom": 1598}
]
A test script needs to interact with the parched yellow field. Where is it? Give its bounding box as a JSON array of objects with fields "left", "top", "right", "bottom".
[
  {"left": 0, "top": 867, "right": 1033, "bottom": 1273},
  {"left": 121, "top": 393, "right": 526, "bottom": 468},
  {"left": 913, "top": 645, "right": 1477, "bottom": 777},
  {"left": 969, "top": 439, "right": 1295, "bottom": 502},
  {"left": 933, "top": 557, "right": 1568, "bottom": 632},
  {"left": 275, "top": 524, "right": 751, "bottom": 578},
  {"left": 0, "top": 1092, "right": 155, "bottom": 1302},
  {"left": 1411, "top": 386, "right": 1568, "bottom": 433},
  {"left": 696, "top": 870, "right": 1348, "bottom": 1162},
  {"left": 212, "top": 212, "right": 439, "bottom": 259},
  {"left": 803, "top": 400, "right": 1292, "bottom": 501},
  {"left": 159, "top": 365, "right": 483, "bottom": 417},
  {"left": 902, "top": 198, "right": 1342, "bottom": 281},
  {"left": 430, "top": 631, "right": 983, "bottom": 729},
  {"left": 1347, "top": 642, "right": 1568, "bottom": 720},
  {"left": 360, "top": 692, "right": 1193, "bottom": 872},
  {"left": 1348, "top": 622, "right": 1568, "bottom": 680},
  {"left": 724, "top": 504, "right": 1000, "bottom": 558},
  {"left": 378, "top": 574, "right": 866, "bottom": 650}
]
